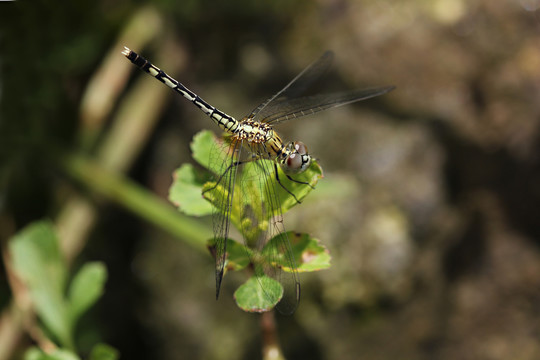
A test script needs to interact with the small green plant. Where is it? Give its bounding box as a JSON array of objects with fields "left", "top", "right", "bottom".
[
  {"left": 169, "top": 130, "right": 331, "bottom": 313},
  {"left": 8, "top": 221, "right": 116, "bottom": 360}
]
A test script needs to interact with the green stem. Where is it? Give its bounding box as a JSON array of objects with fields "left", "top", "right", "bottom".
[{"left": 60, "top": 152, "right": 212, "bottom": 252}]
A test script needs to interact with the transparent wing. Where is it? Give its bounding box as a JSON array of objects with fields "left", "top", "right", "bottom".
[
  {"left": 247, "top": 51, "right": 335, "bottom": 122},
  {"left": 204, "top": 136, "right": 244, "bottom": 299},
  {"left": 204, "top": 137, "right": 301, "bottom": 313},
  {"left": 261, "top": 86, "right": 395, "bottom": 125},
  {"left": 250, "top": 145, "right": 301, "bottom": 314}
]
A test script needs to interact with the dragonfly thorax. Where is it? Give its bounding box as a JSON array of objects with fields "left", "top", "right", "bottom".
[
  {"left": 280, "top": 141, "right": 311, "bottom": 175},
  {"left": 235, "top": 119, "right": 273, "bottom": 143}
]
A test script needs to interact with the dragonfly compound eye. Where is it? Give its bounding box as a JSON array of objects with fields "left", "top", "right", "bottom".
[
  {"left": 293, "top": 141, "right": 308, "bottom": 155},
  {"left": 283, "top": 151, "right": 311, "bottom": 174}
]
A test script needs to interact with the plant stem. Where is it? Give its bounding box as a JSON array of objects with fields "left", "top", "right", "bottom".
[
  {"left": 261, "top": 311, "right": 286, "bottom": 360},
  {"left": 60, "top": 152, "right": 212, "bottom": 252}
]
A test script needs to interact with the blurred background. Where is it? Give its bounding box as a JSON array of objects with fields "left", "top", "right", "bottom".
[{"left": 1, "top": 0, "right": 540, "bottom": 359}]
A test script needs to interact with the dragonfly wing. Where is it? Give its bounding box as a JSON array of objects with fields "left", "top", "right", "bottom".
[
  {"left": 206, "top": 138, "right": 300, "bottom": 313},
  {"left": 205, "top": 137, "right": 244, "bottom": 299},
  {"left": 246, "top": 144, "right": 301, "bottom": 314},
  {"left": 261, "top": 86, "right": 395, "bottom": 125},
  {"left": 248, "top": 51, "right": 335, "bottom": 121}
]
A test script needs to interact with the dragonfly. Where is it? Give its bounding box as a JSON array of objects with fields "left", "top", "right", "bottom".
[{"left": 122, "top": 46, "right": 394, "bottom": 313}]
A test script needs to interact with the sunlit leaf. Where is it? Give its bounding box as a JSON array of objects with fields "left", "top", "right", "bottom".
[
  {"left": 225, "top": 239, "right": 251, "bottom": 271},
  {"left": 206, "top": 237, "right": 252, "bottom": 273},
  {"left": 270, "top": 160, "right": 323, "bottom": 214},
  {"left": 190, "top": 129, "right": 216, "bottom": 169},
  {"left": 201, "top": 180, "right": 243, "bottom": 231},
  {"left": 193, "top": 129, "right": 322, "bottom": 221},
  {"left": 240, "top": 158, "right": 322, "bottom": 219},
  {"left": 234, "top": 275, "right": 283, "bottom": 313},
  {"left": 169, "top": 164, "right": 213, "bottom": 216},
  {"left": 191, "top": 129, "right": 231, "bottom": 174},
  {"left": 264, "top": 232, "right": 331, "bottom": 272}
]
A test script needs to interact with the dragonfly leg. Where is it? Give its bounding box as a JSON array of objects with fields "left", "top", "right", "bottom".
[
  {"left": 202, "top": 159, "right": 246, "bottom": 194},
  {"left": 284, "top": 173, "right": 315, "bottom": 189},
  {"left": 273, "top": 162, "right": 302, "bottom": 204}
]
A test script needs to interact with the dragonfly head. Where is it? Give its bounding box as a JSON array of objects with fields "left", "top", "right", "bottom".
[{"left": 281, "top": 141, "right": 311, "bottom": 175}]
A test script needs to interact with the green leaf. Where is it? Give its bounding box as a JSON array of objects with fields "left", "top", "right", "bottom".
[
  {"left": 269, "top": 160, "right": 323, "bottom": 214},
  {"left": 264, "top": 232, "right": 331, "bottom": 272},
  {"left": 168, "top": 164, "right": 213, "bottom": 216},
  {"left": 224, "top": 239, "right": 251, "bottom": 271},
  {"left": 228, "top": 158, "right": 322, "bottom": 222},
  {"left": 89, "top": 343, "right": 119, "bottom": 360},
  {"left": 201, "top": 180, "right": 243, "bottom": 231},
  {"left": 191, "top": 129, "right": 222, "bottom": 170},
  {"left": 234, "top": 275, "right": 283, "bottom": 313},
  {"left": 24, "top": 347, "right": 80, "bottom": 360},
  {"left": 191, "top": 129, "right": 323, "bottom": 221},
  {"left": 67, "top": 262, "right": 107, "bottom": 325},
  {"left": 206, "top": 238, "right": 251, "bottom": 273},
  {"left": 198, "top": 132, "right": 322, "bottom": 238},
  {"left": 9, "top": 221, "right": 73, "bottom": 348}
]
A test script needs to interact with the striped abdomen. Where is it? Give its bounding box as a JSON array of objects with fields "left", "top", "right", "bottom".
[{"left": 122, "top": 47, "right": 239, "bottom": 133}]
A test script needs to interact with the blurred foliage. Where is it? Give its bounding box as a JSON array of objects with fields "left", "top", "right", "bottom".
[{"left": 9, "top": 221, "right": 113, "bottom": 359}]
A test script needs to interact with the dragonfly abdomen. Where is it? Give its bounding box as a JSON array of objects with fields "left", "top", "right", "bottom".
[
  {"left": 122, "top": 47, "right": 240, "bottom": 134},
  {"left": 209, "top": 109, "right": 239, "bottom": 133}
]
